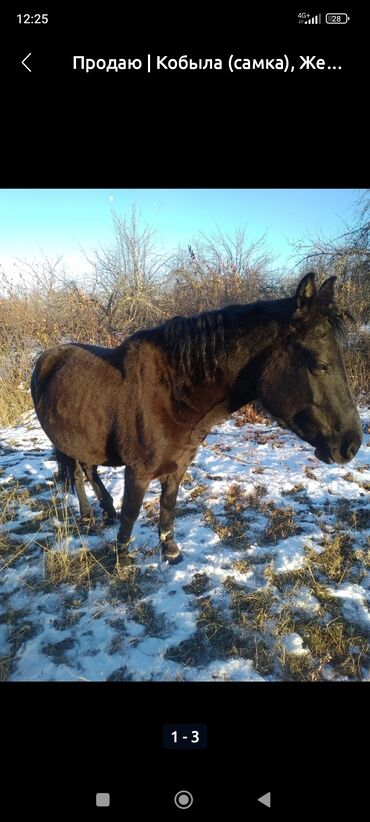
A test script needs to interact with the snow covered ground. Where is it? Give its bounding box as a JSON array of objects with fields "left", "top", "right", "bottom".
[{"left": 0, "top": 409, "right": 369, "bottom": 681}]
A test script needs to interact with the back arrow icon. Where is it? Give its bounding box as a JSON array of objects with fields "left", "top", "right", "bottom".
[
  {"left": 258, "top": 792, "right": 271, "bottom": 808},
  {"left": 22, "top": 53, "right": 32, "bottom": 72}
]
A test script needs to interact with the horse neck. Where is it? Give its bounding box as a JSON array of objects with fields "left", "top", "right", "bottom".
[
  {"left": 181, "top": 316, "right": 281, "bottom": 418},
  {"left": 218, "top": 317, "right": 282, "bottom": 411}
]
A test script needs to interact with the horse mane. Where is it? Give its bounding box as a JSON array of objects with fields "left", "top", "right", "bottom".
[
  {"left": 133, "top": 286, "right": 350, "bottom": 382},
  {"left": 160, "top": 296, "right": 350, "bottom": 378},
  {"left": 162, "top": 308, "right": 226, "bottom": 381},
  {"left": 317, "top": 297, "right": 350, "bottom": 343}
]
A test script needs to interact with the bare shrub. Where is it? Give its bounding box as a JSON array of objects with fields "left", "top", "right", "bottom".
[
  {"left": 87, "top": 206, "right": 172, "bottom": 337},
  {"left": 166, "top": 228, "right": 276, "bottom": 316}
]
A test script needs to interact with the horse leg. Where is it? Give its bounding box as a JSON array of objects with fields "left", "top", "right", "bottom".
[
  {"left": 117, "top": 465, "right": 149, "bottom": 552},
  {"left": 73, "top": 460, "right": 93, "bottom": 520},
  {"left": 82, "top": 464, "right": 116, "bottom": 521},
  {"left": 159, "top": 466, "right": 189, "bottom": 564}
]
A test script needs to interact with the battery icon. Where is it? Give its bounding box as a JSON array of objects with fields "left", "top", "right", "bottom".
[{"left": 325, "top": 13, "right": 350, "bottom": 24}]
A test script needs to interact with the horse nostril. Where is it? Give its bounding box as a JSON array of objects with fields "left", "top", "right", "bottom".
[{"left": 340, "top": 432, "right": 362, "bottom": 462}]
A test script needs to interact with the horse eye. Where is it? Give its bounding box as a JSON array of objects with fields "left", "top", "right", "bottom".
[{"left": 312, "top": 363, "right": 328, "bottom": 374}]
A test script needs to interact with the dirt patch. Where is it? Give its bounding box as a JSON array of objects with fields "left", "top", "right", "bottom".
[
  {"left": 165, "top": 595, "right": 254, "bottom": 668},
  {"left": 263, "top": 506, "right": 301, "bottom": 544},
  {"left": 183, "top": 573, "right": 211, "bottom": 597},
  {"left": 107, "top": 666, "right": 132, "bottom": 681},
  {"left": 203, "top": 508, "right": 249, "bottom": 549},
  {"left": 225, "top": 578, "right": 276, "bottom": 631},
  {"left": 130, "top": 600, "right": 170, "bottom": 637},
  {"left": 42, "top": 637, "right": 76, "bottom": 664}
]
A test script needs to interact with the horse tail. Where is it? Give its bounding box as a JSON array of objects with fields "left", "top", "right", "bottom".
[
  {"left": 30, "top": 359, "right": 41, "bottom": 407},
  {"left": 55, "top": 448, "right": 76, "bottom": 493}
]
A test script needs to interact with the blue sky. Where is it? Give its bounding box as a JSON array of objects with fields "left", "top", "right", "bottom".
[{"left": 0, "top": 189, "right": 364, "bottom": 280}]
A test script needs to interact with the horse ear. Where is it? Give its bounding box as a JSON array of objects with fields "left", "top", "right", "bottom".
[
  {"left": 318, "top": 276, "right": 336, "bottom": 306},
  {"left": 293, "top": 272, "right": 317, "bottom": 318}
]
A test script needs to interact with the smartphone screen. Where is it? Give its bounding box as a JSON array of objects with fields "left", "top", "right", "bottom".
[{"left": 2, "top": 7, "right": 368, "bottom": 817}]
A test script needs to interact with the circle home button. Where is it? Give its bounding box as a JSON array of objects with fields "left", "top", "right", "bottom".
[{"left": 174, "top": 790, "right": 194, "bottom": 809}]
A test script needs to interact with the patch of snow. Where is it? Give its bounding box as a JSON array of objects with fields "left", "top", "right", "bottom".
[{"left": 281, "top": 633, "right": 309, "bottom": 655}]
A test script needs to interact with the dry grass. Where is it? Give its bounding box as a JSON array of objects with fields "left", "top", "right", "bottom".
[
  {"left": 130, "top": 601, "right": 169, "bottom": 637},
  {"left": 291, "top": 619, "right": 368, "bottom": 679},
  {"left": 164, "top": 594, "right": 255, "bottom": 668},
  {"left": 304, "top": 466, "right": 318, "bottom": 480},
  {"left": 188, "top": 484, "right": 208, "bottom": 500},
  {"left": 343, "top": 337, "right": 370, "bottom": 402},
  {"left": 196, "top": 596, "right": 252, "bottom": 659},
  {"left": 303, "top": 619, "right": 365, "bottom": 666},
  {"left": 233, "top": 404, "right": 268, "bottom": 426},
  {"left": 279, "top": 649, "right": 313, "bottom": 680},
  {"left": 264, "top": 566, "right": 309, "bottom": 592},
  {"left": 342, "top": 506, "right": 370, "bottom": 530},
  {"left": 263, "top": 506, "right": 301, "bottom": 544},
  {"left": 183, "top": 573, "right": 211, "bottom": 596},
  {"left": 272, "top": 599, "right": 369, "bottom": 681},
  {"left": 353, "top": 548, "right": 370, "bottom": 568},
  {"left": 0, "top": 477, "right": 122, "bottom": 591},
  {"left": 245, "top": 485, "right": 269, "bottom": 508},
  {"left": 0, "top": 656, "right": 12, "bottom": 681},
  {"left": 0, "top": 380, "right": 31, "bottom": 427},
  {"left": 232, "top": 558, "right": 251, "bottom": 574},
  {"left": 225, "top": 579, "right": 276, "bottom": 631},
  {"left": 223, "top": 483, "right": 247, "bottom": 513},
  {"left": 111, "top": 564, "right": 142, "bottom": 601},
  {"left": 0, "top": 272, "right": 116, "bottom": 426},
  {"left": 45, "top": 546, "right": 96, "bottom": 586},
  {"left": 306, "top": 534, "right": 354, "bottom": 583},
  {"left": 203, "top": 507, "right": 250, "bottom": 549},
  {"left": 0, "top": 482, "right": 46, "bottom": 569},
  {"left": 252, "top": 641, "right": 276, "bottom": 675},
  {"left": 281, "top": 483, "right": 312, "bottom": 505}
]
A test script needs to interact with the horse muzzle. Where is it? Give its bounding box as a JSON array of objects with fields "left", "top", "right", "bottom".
[{"left": 315, "top": 428, "right": 363, "bottom": 465}]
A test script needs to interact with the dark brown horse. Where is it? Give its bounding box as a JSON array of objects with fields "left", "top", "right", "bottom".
[{"left": 31, "top": 273, "right": 362, "bottom": 564}]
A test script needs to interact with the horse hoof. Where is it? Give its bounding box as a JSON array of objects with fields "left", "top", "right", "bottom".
[
  {"left": 78, "top": 514, "right": 94, "bottom": 526},
  {"left": 101, "top": 502, "right": 117, "bottom": 521},
  {"left": 116, "top": 550, "right": 134, "bottom": 569},
  {"left": 162, "top": 549, "right": 183, "bottom": 565},
  {"left": 103, "top": 513, "right": 117, "bottom": 525}
]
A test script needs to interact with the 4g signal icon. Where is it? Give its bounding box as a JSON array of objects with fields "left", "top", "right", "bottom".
[
  {"left": 304, "top": 13, "right": 321, "bottom": 23},
  {"left": 298, "top": 12, "right": 322, "bottom": 24}
]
